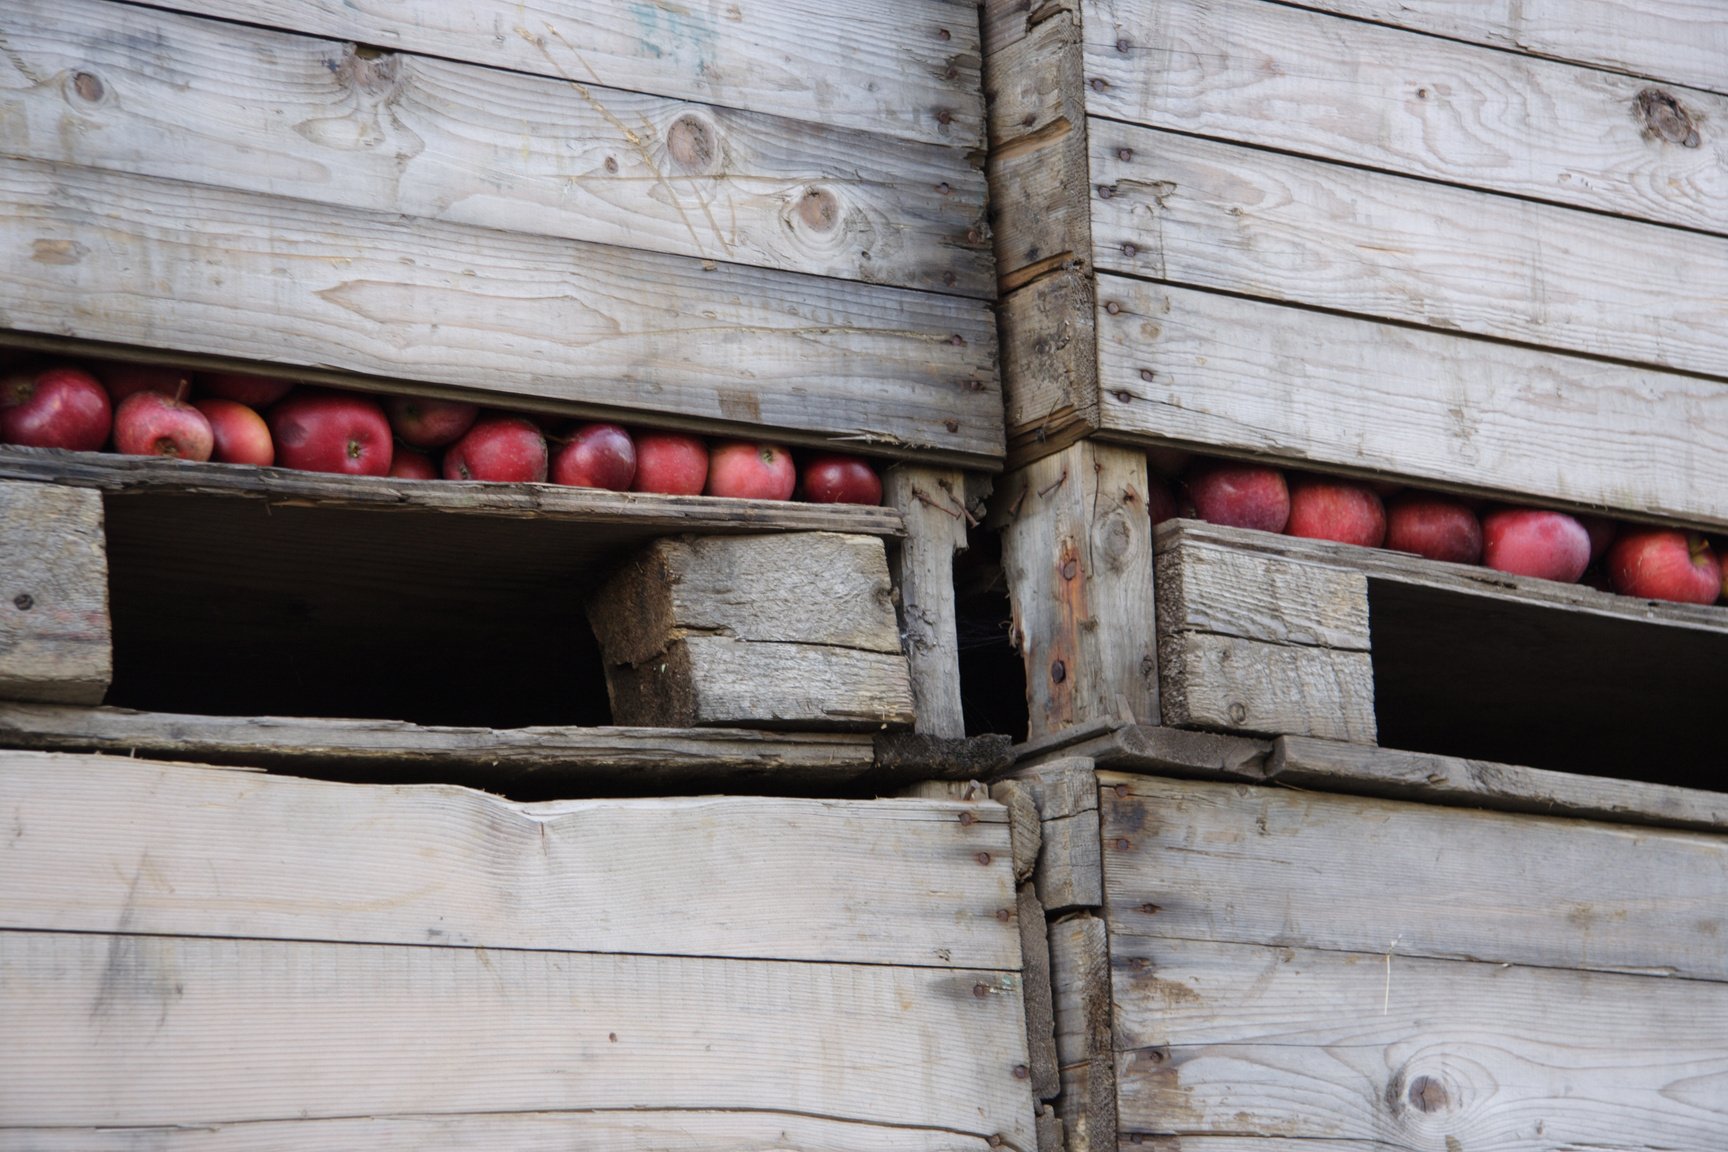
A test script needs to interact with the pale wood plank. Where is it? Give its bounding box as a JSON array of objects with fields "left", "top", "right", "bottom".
[
  {"left": 142, "top": 0, "right": 985, "bottom": 147},
  {"left": 999, "top": 268, "right": 1101, "bottom": 456},
  {"left": 1, "top": 0, "right": 989, "bottom": 295},
  {"left": 1049, "top": 913, "right": 1117, "bottom": 1152},
  {"left": 1015, "top": 880, "right": 1062, "bottom": 1101},
  {"left": 1156, "top": 535, "right": 1371, "bottom": 651},
  {"left": 1096, "top": 280, "right": 1728, "bottom": 527},
  {"left": 0, "top": 158, "right": 1002, "bottom": 465},
  {"left": 0, "top": 481, "right": 108, "bottom": 705},
  {"left": 1158, "top": 632, "right": 1378, "bottom": 744},
  {"left": 1100, "top": 774, "right": 1728, "bottom": 980},
  {"left": 0, "top": 931, "right": 1034, "bottom": 1142},
  {"left": 886, "top": 466, "right": 972, "bottom": 737},
  {"left": 1112, "top": 935, "right": 1728, "bottom": 1149},
  {"left": 1023, "top": 721, "right": 1272, "bottom": 784},
  {"left": 1084, "top": 0, "right": 1728, "bottom": 234},
  {"left": 1090, "top": 124, "right": 1728, "bottom": 381},
  {"left": 1007, "top": 757, "right": 1104, "bottom": 912}
]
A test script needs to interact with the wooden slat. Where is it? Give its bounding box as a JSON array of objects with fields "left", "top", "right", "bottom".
[
  {"left": 886, "top": 466, "right": 973, "bottom": 737},
  {"left": 2, "top": 0, "right": 989, "bottom": 296},
  {"left": 1156, "top": 534, "right": 1371, "bottom": 650},
  {"left": 1048, "top": 913, "right": 1117, "bottom": 1152},
  {"left": 0, "top": 930, "right": 1033, "bottom": 1140},
  {"left": 0, "top": 481, "right": 109, "bottom": 705},
  {"left": 1090, "top": 124, "right": 1728, "bottom": 381},
  {"left": 0, "top": 752, "right": 1017, "bottom": 968},
  {"left": 0, "top": 158, "right": 1002, "bottom": 465},
  {"left": 1100, "top": 774, "right": 1728, "bottom": 980},
  {"left": 142, "top": 0, "right": 985, "bottom": 148},
  {"left": 1097, "top": 280, "right": 1728, "bottom": 527},
  {"left": 1158, "top": 632, "right": 1377, "bottom": 744},
  {"left": 1009, "top": 757, "right": 1105, "bottom": 913},
  {"left": 1000, "top": 268, "right": 1100, "bottom": 456},
  {"left": 1083, "top": 0, "right": 1728, "bottom": 235},
  {"left": 1112, "top": 935, "right": 1728, "bottom": 1149}
]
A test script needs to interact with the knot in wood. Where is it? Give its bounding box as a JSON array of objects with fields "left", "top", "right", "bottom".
[
  {"left": 1228, "top": 701, "right": 1249, "bottom": 724},
  {"left": 71, "top": 71, "right": 106, "bottom": 104},
  {"left": 1408, "top": 1075, "right": 1451, "bottom": 1112},
  {"left": 1060, "top": 556, "right": 1078, "bottom": 581},
  {"left": 1635, "top": 88, "right": 1701, "bottom": 148},
  {"left": 796, "top": 186, "right": 841, "bottom": 232},
  {"left": 667, "top": 114, "right": 718, "bottom": 172}
]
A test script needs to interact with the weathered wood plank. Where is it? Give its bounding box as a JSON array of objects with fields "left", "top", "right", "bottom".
[
  {"left": 0, "top": 481, "right": 108, "bottom": 705},
  {"left": 1090, "top": 124, "right": 1728, "bottom": 381},
  {"left": 996, "top": 441, "right": 1158, "bottom": 740},
  {"left": 1049, "top": 913, "right": 1117, "bottom": 1152},
  {"left": 1096, "top": 280, "right": 1728, "bottom": 527},
  {"left": 0, "top": 752, "right": 1017, "bottom": 968},
  {"left": 886, "top": 466, "right": 972, "bottom": 738},
  {"left": 2, "top": 0, "right": 989, "bottom": 296},
  {"left": 1112, "top": 935, "right": 1728, "bottom": 1149},
  {"left": 1022, "top": 721, "right": 1271, "bottom": 784},
  {"left": 0, "top": 931, "right": 1034, "bottom": 1141},
  {"left": 1016, "top": 881, "right": 1062, "bottom": 1102},
  {"left": 1000, "top": 268, "right": 1100, "bottom": 456},
  {"left": 141, "top": 0, "right": 985, "bottom": 147},
  {"left": 0, "top": 158, "right": 1001, "bottom": 464},
  {"left": 1083, "top": 0, "right": 1728, "bottom": 235},
  {"left": 1100, "top": 774, "right": 1728, "bottom": 980},
  {"left": 1158, "top": 632, "right": 1378, "bottom": 744},
  {"left": 1156, "top": 535, "right": 1371, "bottom": 651},
  {"left": 1007, "top": 757, "right": 1104, "bottom": 913}
]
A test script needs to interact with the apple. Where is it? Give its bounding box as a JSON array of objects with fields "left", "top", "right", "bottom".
[
  {"left": 269, "top": 390, "right": 393, "bottom": 475},
  {"left": 707, "top": 441, "right": 796, "bottom": 500},
  {"left": 551, "top": 422, "right": 636, "bottom": 490},
  {"left": 799, "top": 454, "right": 882, "bottom": 505},
  {"left": 192, "top": 398, "right": 273, "bottom": 466},
  {"left": 199, "top": 372, "right": 294, "bottom": 407},
  {"left": 1480, "top": 508, "right": 1591, "bottom": 583},
  {"left": 1180, "top": 461, "right": 1289, "bottom": 533},
  {"left": 1286, "top": 476, "right": 1386, "bottom": 547},
  {"left": 387, "top": 395, "right": 480, "bottom": 449},
  {"left": 1147, "top": 474, "right": 1178, "bottom": 526},
  {"left": 0, "top": 363, "right": 112, "bottom": 451},
  {"left": 1576, "top": 514, "right": 1619, "bottom": 564},
  {"left": 114, "top": 391, "right": 214, "bottom": 461},
  {"left": 1385, "top": 493, "right": 1483, "bottom": 564},
  {"left": 443, "top": 415, "right": 548, "bottom": 482},
  {"left": 632, "top": 432, "right": 709, "bottom": 495},
  {"left": 98, "top": 362, "right": 192, "bottom": 403},
  {"left": 1606, "top": 530, "right": 1721, "bottom": 604},
  {"left": 388, "top": 447, "right": 439, "bottom": 480}
]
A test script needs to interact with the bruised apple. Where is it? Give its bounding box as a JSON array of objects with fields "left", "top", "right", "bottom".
[
  {"left": 443, "top": 415, "right": 548, "bottom": 482},
  {"left": 114, "top": 391, "right": 213, "bottom": 461},
  {"left": 632, "top": 432, "right": 708, "bottom": 495},
  {"left": 269, "top": 390, "right": 393, "bottom": 476},
  {"left": 193, "top": 398, "right": 273, "bottom": 466},
  {"left": 0, "top": 363, "right": 111, "bottom": 451},
  {"left": 551, "top": 423, "right": 636, "bottom": 490},
  {"left": 799, "top": 454, "right": 881, "bottom": 505},
  {"left": 707, "top": 441, "right": 796, "bottom": 500}
]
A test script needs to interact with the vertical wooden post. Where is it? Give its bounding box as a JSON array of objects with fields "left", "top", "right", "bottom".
[
  {"left": 885, "top": 465, "right": 970, "bottom": 738},
  {"left": 0, "top": 482, "right": 109, "bottom": 705}
]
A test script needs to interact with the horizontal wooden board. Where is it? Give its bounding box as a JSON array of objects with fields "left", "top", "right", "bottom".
[
  {"left": 1157, "top": 632, "right": 1377, "bottom": 744},
  {"left": 1112, "top": 935, "right": 1728, "bottom": 1148},
  {"left": 0, "top": 751, "right": 1016, "bottom": 967},
  {"left": 143, "top": 0, "right": 985, "bottom": 147},
  {"left": 0, "top": 158, "right": 1002, "bottom": 464},
  {"left": 1082, "top": 0, "right": 1728, "bottom": 234},
  {"left": 1096, "top": 280, "right": 1728, "bottom": 527},
  {"left": 1100, "top": 774, "right": 1728, "bottom": 980},
  {"left": 0, "top": 930, "right": 1033, "bottom": 1140},
  {"left": 3, "top": 0, "right": 989, "bottom": 296},
  {"left": 1090, "top": 124, "right": 1728, "bottom": 381},
  {"left": 0, "top": 481, "right": 109, "bottom": 704},
  {"left": 1156, "top": 534, "right": 1370, "bottom": 650}
]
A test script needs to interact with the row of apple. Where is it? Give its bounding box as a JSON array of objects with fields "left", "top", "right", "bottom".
[
  {"left": 1152, "top": 455, "right": 1727, "bottom": 607},
  {"left": 0, "top": 359, "right": 883, "bottom": 504}
]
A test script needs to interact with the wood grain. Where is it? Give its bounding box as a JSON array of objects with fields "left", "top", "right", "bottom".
[
  {"left": 0, "top": 481, "right": 108, "bottom": 704},
  {"left": 999, "top": 268, "right": 1100, "bottom": 456},
  {"left": 1156, "top": 534, "right": 1371, "bottom": 650},
  {"left": 1158, "top": 632, "right": 1377, "bottom": 743},
  {"left": 1, "top": 0, "right": 990, "bottom": 295},
  {"left": 886, "top": 466, "right": 972, "bottom": 737},
  {"left": 0, "top": 158, "right": 1002, "bottom": 464},
  {"left": 1008, "top": 757, "right": 1105, "bottom": 913},
  {"left": 1049, "top": 913, "right": 1117, "bottom": 1152},
  {"left": 1083, "top": 0, "right": 1728, "bottom": 234}
]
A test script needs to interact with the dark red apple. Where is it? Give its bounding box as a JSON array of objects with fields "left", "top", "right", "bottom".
[
  {"left": 199, "top": 372, "right": 294, "bottom": 408},
  {"left": 1385, "top": 493, "right": 1483, "bottom": 564},
  {"left": 551, "top": 422, "right": 636, "bottom": 490},
  {"left": 707, "top": 441, "right": 796, "bottom": 500},
  {"left": 799, "top": 454, "right": 882, "bottom": 505},
  {"left": 1, "top": 364, "right": 112, "bottom": 451},
  {"left": 1147, "top": 474, "right": 1178, "bottom": 526},
  {"left": 1286, "top": 476, "right": 1386, "bottom": 547},
  {"left": 443, "top": 415, "right": 547, "bottom": 482},
  {"left": 1606, "top": 530, "right": 1721, "bottom": 604},
  {"left": 1180, "top": 461, "right": 1289, "bottom": 533},
  {"left": 98, "top": 362, "right": 193, "bottom": 403},
  {"left": 632, "top": 432, "right": 709, "bottom": 496},
  {"left": 114, "top": 391, "right": 213, "bottom": 461},
  {"left": 269, "top": 391, "right": 393, "bottom": 476},
  {"left": 386, "top": 395, "right": 480, "bottom": 449},
  {"left": 388, "top": 447, "right": 439, "bottom": 480},
  {"left": 1480, "top": 508, "right": 1591, "bottom": 583},
  {"left": 192, "top": 398, "right": 273, "bottom": 466}
]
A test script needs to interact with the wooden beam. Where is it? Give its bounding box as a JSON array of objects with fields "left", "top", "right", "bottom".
[
  {"left": 0, "top": 481, "right": 109, "bottom": 705},
  {"left": 1006, "top": 756, "right": 1104, "bottom": 913},
  {"left": 1048, "top": 913, "right": 1117, "bottom": 1152},
  {"left": 1158, "top": 631, "right": 1377, "bottom": 744},
  {"left": 885, "top": 466, "right": 972, "bottom": 737}
]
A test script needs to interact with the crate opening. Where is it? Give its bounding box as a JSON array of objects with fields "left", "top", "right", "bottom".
[{"left": 954, "top": 530, "right": 1028, "bottom": 741}]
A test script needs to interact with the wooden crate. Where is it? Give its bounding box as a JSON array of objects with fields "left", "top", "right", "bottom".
[
  {"left": 0, "top": 749, "right": 1040, "bottom": 1146},
  {"left": 984, "top": 0, "right": 1728, "bottom": 525},
  {"left": 0, "top": 0, "right": 1000, "bottom": 467},
  {"left": 999, "top": 741, "right": 1728, "bottom": 1152}
]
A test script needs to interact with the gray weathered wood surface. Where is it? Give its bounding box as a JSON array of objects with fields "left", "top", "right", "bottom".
[
  {"left": 1006, "top": 756, "right": 1105, "bottom": 915},
  {"left": 886, "top": 466, "right": 973, "bottom": 738},
  {"left": 0, "top": 481, "right": 109, "bottom": 705},
  {"left": 999, "top": 269, "right": 1100, "bottom": 459},
  {"left": 1157, "top": 631, "right": 1377, "bottom": 744},
  {"left": 1049, "top": 913, "right": 1117, "bottom": 1152},
  {"left": 1156, "top": 534, "right": 1370, "bottom": 651}
]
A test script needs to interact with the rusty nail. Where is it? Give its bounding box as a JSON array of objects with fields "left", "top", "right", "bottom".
[
  {"left": 12, "top": 594, "right": 32, "bottom": 611},
  {"left": 1050, "top": 659, "right": 1067, "bottom": 684},
  {"left": 1116, "top": 37, "right": 1132, "bottom": 52},
  {"left": 938, "top": 27, "right": 952, "bottom": 40},
  {"left": 1114, "top": 389, "right": 1133, "bottom": 402},
  {"left": 996, "top": 907, "right": 1013, "bottom": 922},
  {"left": 936, "top": 181, "right": 952, "bottom": 194},
  {"left": 944, "top": 418, "right": 960, "bottom": 433},
  {"left": 973, "top": 982, "right": 990, "bottom": 999},
  {"left": 1115, "top": 784, "right": 1130, "bottom": 798},
  {"left": 1141, "top": 368, "right": 1156, "bottom": 381},
  {"left": 966, "top": 228, "right": 983, "bottom": 244},
  {"left": 1117, "top": 147, "right": 1133, "bottom": 161},
  {"left": 988, "top": 1137, "right": 1004, "bottom": 1149},
  {"left": 1105, "top": 301, "right": 1122, "bottom": 315},
  {"left": 950, "top": 333, "right": 967, "bottom": 346},
  {"left": 976, "top": 851, "right": 992, "bottom": 865},
  {"left": 958, "top": 810, "right": 976, "bottom": 825},
  {"left": 936, "top": 109, "right": 953, "bottom": 125},
  {"left": 1061, "top": 557, "right": 1078, "bottom": 580},
  {"left": 1116, "top": 838, "right": 1132, "bottom": 851},
  {"left": 1013, "top": 1064, "right": 1030, "bottom": 1079},
  {"left": 1097, "top": 184, "right": 1115, "bottom": 199},
  {"left": 1090, "top": 77, "right": 1108, "bottom": 92},
  {"left": 1122, "top": 242, "right": 1138, "bottom": 257},
  {"left": 1140, "top": 902, "right": 1161, "bottom": 914},
  {"left": 608, "top": 1032, "right": 618, "bottom": 1041},
  {"left": 945, "top": 65, "right": 959, "bottom": 80}
]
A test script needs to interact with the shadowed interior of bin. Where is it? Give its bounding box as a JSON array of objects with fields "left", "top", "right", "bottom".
[{"left": 1370, "top": 579, "right": 1724, "bottom": 790}]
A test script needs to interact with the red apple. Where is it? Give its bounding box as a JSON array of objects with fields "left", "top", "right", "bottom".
[
  {"left": 1147, "top": 474, "right": 1178, "bottom": 526},
  {"left": 97, "top": 362, "right": 192, "bottom": 403},
  {"left": 1480, "top": 508, "right": 1591, "bottom": 583},
  {"left": 269, "top": 390, "right": 393, "bottom": 475},
  {"left": 0, "top": 364, "right": 112, "bottom": 451},
  {"left": 114, "top": 391, "right": 213, "bottom": 461},
  {"left": 1286, "top": 476, "right": 1386, "bottom": 547},
  {"left": 386, "top": 395, "right": 480, "bottom": 449},
  {"left": 192, "top": 398, "right": 273, "bottom": 466},
  {"left": 799, "top": 454, "right": 882, "bottom": 505},
  {"left": 388, "top": 447, "right": 439, "bottom": 480},
  {"left": 443, "top": 415, "right": 547, "bottom": 482},
  {"left": 632, "top": 432, "right": 709, "bottom": 496},
  {"left": 1606, "top": 530, "right": 1721, "bottom": 604},
  {"left": 199, "top": 372, "right": 294, "bottom": 407},
  {"left": 707, "top": 441, "right": 796, "bottom": 500},
  {"left": 551, "top": 422, "right": 636, "bottom": 490},
  {"left": 1180, "top": 461, "right": 1290, "bottom": 533},
  {"left": 1385, "top": 493, "right": 1483, "bottom": 564}
]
